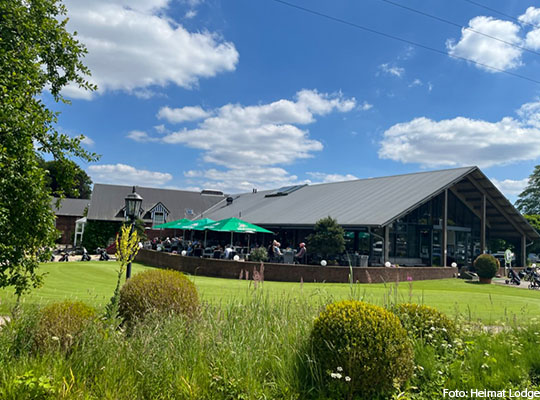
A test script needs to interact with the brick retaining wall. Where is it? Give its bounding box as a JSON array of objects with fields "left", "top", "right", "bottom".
[{"left": 135, "top": 249, "right": 458, "bottom": 283}]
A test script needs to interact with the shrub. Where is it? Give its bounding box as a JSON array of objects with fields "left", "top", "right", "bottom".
[
  {"left": 249, "top": 246, "right": 268, "bottom": 262},
  {"left": 474, "top": 254, "right": 500, "bottom": 279},
  {"left": 119, "top": 269, "right": 199, "bottom": 322},
  {"left": 34, "top": 301, "right": 96, "bottom": 352},
  {"left": 310, "top": 300, "right": 413, "bottom": 398},
  {"left": 391, "top": 303, "right": 457, "bottom": 345},
  {"left": 306, "top": 216, "right": 345, "bottom": 260}
]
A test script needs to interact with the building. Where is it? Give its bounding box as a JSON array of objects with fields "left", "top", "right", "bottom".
[
  {"left": 51, "top": 197, "right": 90, "bottom": 244},
  {"left": 86, "top": 184, "right": 225, "bottom": 234},
  {"left": 199, "top": 166, "right": 538, "bottom": 267}
]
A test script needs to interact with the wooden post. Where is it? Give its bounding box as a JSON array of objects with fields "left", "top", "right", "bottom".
[
  {"left": 384, "top": 225, "right": 390, "bottom": 264},
  {"left": 522, "top": 235, "right": 527, "bottom": 267},
  {"left": 442, "top": 189, "right": 448, "bottom": 267},
  {"left": 481, "top": 194, "right": 486, "bottom": 254}
]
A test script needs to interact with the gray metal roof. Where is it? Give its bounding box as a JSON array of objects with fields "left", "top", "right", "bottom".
[
  {"left": 51, "top": 197, "right": 89, "bottom": 217},
  {"left": 87, "top": 184, "right": 224, "bottom": 222},
  {"left": 202, "top": 167, "right": 477, "bottom": 227}
]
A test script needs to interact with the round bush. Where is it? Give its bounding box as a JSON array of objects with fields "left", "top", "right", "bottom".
[
  {"left": 249, "top": 246, "right": 268, "bottom": 262},
  {"left": 474, "top": 254, "right": 500, "bottom": 279},
  {"left": 34, "top": 301, "right": 96, "bottom": 352},
  {"left": 119, "top": 269, "right": 199, "bottom": 322},
  {"left": 310, "top": 300, "right": 413, "bottom": 397},
  {"left": 391, "top": 303, "right": 457, "bottom": 344}
]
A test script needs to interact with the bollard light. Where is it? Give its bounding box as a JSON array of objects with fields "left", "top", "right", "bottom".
[
  {"left": 385, "top": 261, "right": 391, "bottom": 268},
  {"left": 233, "top": 255, "right": 240, "bottom": 261},
  {"left": 451, "top": 262, "right": 457, "bottom": 268},
  {"left": 181, "top": 250, "right": 187, "bottom": 256},
  {"left": 320, "top": 260, "right": 327, "bottom": 267}
]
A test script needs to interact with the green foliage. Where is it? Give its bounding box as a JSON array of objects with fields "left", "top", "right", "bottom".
[
  {"left": 525, "top": 215, "right": 540, "bottom": 255},
  {"left": 119, "top": 269, "right": 199, "bottom": 322},
  {"left": 0, "top": 0, "right": 98, "bottom": 296},
  {"left": 516, "top": 165, "right": 540, "bottom": 214},
  {"left": 81, "top": 220, "right": 121, "bottom": 251},
  {"left": 473, "top": 254, "right": 500, "bottom": 279},
  {"left": 310, "top": 300, "right": 414, "bottom": 398},
  {"left": 249, "top": 246, "right": 268, "bottom": 262},
  {"left": 391, "top": 303, "right": 458, "bottom": 345},
  {"left": 39, "top": 158, "right": 92, "bottom": 199},
  {"left": 34, "top": 300, "right": 95, "bottom": 352},
  {"left": 307, "top": 216, "right": 345, "bottom": 260}
]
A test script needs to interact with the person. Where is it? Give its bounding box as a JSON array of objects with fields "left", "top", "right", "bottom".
[
  {"left": 273, "top": 241, "right": 283, "bottom": 262},
  {"left": 295, "top": 242, "right": 307, "bottom": 264},
  {"left": 267, "top": 241, "right": 275, "bottom": 261},
  {"left": 224, "top": 244, "right": 233, "bottom": 260}
]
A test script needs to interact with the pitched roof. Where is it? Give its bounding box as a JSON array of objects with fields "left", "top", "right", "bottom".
[
  {"left": 87, "top": 184, "right": 224, "bottom": 222},
  {"left": 200, "top": 166, "right": 538, "bottom": 239},
  {"left": 51, "top": 198, "right": 89, "bottom": 217}
]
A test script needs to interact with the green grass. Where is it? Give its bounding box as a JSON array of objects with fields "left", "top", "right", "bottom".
[{"left": 2, "top": 261, "right": 540, "bottom": 324}]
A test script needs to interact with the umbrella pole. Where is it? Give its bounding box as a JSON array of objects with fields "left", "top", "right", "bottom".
[
  {"left": 247, "top": 234, "right": 250, "bottom": 251},
  {"left": 230, "top": 232, "right": 233, "bottom": 247},
  {"left": 204, "top": 230, "right": 207, "bottom": 247}
]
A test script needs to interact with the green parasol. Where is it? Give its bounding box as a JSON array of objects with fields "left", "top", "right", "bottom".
[
  {"left": 203, "top": 217, "right": 273, "bottom": 247},
  {"left": 153, "top": 218, "right": 191, "bottom": 229}
]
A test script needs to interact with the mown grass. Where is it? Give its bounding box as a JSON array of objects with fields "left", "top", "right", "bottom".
[{"left": 2, "top": 261, "right": 540, "bottom": 324}]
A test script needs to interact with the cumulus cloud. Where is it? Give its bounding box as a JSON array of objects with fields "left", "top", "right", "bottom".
[
  {"left": 447, "top": 16, "right": 523, "bottom": 72},
  {"left": 519, "top": 7, "right": 540, "bottom": 26},
  {"left": 88, "top": 163, "right": 173, "bottom": 186},
  {"left": 379, "top": 100, "right": 540, "bottom": 168},
  {"left": 126, "top": 130, "right": 158, "bottom": 142},
  {"left": 62, "top": 0, "right": 238, "bottom": 99},
  {"left": 157, "top": 106, "right": 211, "bottom": 123},
  {"left": 81, "top": 136, "right": 94, "bottom": 146},
  {"left": 359, "top": 101, "right": 373, "bottom": 111},
  {"left": 306, "top": 172, "right": 358, "bottom": 183},
  {"left": 491, "top": 178, "right": 528, "bottom": 197},
  {"left": 158, "top": 89, "right": 356, "bottom": 167},
  {"left": 378, "top": 63, "right": 404, "bottom": 77}
]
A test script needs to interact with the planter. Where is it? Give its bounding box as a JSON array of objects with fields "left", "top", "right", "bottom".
[{"left": 479, "top": 277, "right": 492, "bottom": 284}]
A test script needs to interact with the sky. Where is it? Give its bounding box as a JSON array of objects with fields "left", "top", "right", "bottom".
[{"left": 47, "top": 0, "right": 540, "bottom": 202}]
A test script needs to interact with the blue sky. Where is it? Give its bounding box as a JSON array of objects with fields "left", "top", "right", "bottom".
[{"left": 50, "top": 0, "right": 540, "bottom": 202}]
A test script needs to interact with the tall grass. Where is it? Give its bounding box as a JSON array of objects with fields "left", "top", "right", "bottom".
[{"left": 2, "top": 287, "right": 540, "bottom": 399}]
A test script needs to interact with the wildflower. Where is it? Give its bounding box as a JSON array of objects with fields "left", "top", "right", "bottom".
[
  {"left": 337, "top": 367, "right": 343, "bottom": 372},
  {"left": 330, "top": 373, "right": 342, "bottom": 379},
  {"left": 430, "top": 326, "right": 436, "bottom": 331},
  {"left": 407, "top": 276, "right": 413, "bottom": 281},
  {"left": 417, "top": 365, "right": 424, "bottom": 371},
  {"left": 51, "top": 336, "right": 59, "bottom": 341},
  {"left": 437, "top": 370, "right": 443, "bottom": 375},
  {"left": 345, "top": 376, "right": 351, "bottom": 382}
]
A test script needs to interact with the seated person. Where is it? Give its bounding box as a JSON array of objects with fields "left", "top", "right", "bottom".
[
  {"left": 273, "top": 241, "right": 283, "bottom": 262},
  {"left": 224, "top": 244, "right": 233, "bottom": 260},
  {"left": 295, "top": 242, "right": 307, "bottom": 263}
]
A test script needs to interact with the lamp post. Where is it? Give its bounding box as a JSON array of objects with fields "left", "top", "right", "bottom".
[{"left": 124, "top": 186, "right": 143, "bottom": 279}]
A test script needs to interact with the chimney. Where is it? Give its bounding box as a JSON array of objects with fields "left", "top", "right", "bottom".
[{"left": 252, "top": 188, "right": 257, "bottom": 193}]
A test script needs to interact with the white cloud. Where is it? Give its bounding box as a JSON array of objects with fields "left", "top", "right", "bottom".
[
  {"left": 306, "top": 172, "right": 358, "bottom": 183},
  {"left": 378, "top": 63, "right": 404, "bottom": 77},
  {"left": 491, "top": 178, "right": 528, "bottom": 196},
  {"left": 157, "top": 106, "right": 211, "bottom": 123},
  {"left": 81, "top": 136, "right": 94, "bottom": 146},
  {"left": 88, "top": 163, "right": 173, "bottom": 186},
  {"left": 519, "top": 7, "right": 540, "bottom": 25},
  {"left": 62, "top": 0, "right": 238, "bottom": 99},
  {"left": 185, "top": 10, "right": 197, "bottom": 19},
  {"left": 159, "top": 89, "right": 356, "bottom": 167},
  {"left": 379, "top": 100, "right": 540, "bottom": 168},
  {"left": 126, "top": 130, "right": 158, "bottom": 142},
  {"left": 359, "top": 101, "right": 373, "bottom": 111},
  {"left": 446, "top": 16, "right": 523, "bottom": 72},
  {"left": 409, "top": 79, "right": 422, "bottom": 88}
]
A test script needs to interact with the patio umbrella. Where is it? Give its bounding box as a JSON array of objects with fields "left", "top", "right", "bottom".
[
  {"left": 181, "top": 218, "right": 216, "bottom": 246},
  {"left": 153, "top": 218, "right": 191, "bottom": 229},
  {"left": 203, "top": 217, "right": 273, "bottom": 246}
]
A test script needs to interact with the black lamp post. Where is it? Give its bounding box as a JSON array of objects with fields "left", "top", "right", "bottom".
[{"left": 124, "top": 186, "right": 143, "bottom": 279}]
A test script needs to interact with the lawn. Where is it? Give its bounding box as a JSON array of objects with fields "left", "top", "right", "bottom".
[{"left": 1, "top": 261, "right": 540, "bottom": 324}]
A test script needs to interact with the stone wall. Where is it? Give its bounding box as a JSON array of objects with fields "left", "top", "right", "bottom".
[{"left": 135, "top": 249, "right": 458, "bottom": 283}]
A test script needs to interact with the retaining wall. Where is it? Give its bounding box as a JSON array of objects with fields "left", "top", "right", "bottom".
[{"left": 135, "top": 249, "right": 458, "bottom": 283}]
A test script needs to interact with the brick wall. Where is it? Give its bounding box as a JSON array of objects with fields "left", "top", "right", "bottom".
[{"left": 135, "top": 249, "right": 458, "bottom": 283}]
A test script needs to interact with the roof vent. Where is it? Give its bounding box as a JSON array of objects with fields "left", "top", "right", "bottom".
[
  {"left": 226, "top": 196, "right": 234, "bottom": 205},
  {"left": 252, "top": 188, "right": 257, "bottom": 194},
  {"left": 201, "top": 189, "right": 224, "bottom": 196}
]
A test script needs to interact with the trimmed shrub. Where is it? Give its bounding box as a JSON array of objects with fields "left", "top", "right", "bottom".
[
  {"left": 474, "top": 254, "right": 500, "bottom": 279},
  {"left": 34, "top": 301, "right": 96, "bottom": 352},
  {"left": 249, "top": 246, "right": 268, "bottom": 262},
  {"left": 119, "top": 269, "right": 199, "bottom": 322},
  {"left": 310, "top": 300, "right": 413, "bottom": 398},
  {"left": 391, "top": 303, "right": 457, "bottom": 344}
]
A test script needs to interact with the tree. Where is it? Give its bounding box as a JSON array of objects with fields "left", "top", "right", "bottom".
[
  {"left": 40, "top": 159, "right": 92, "bottom": 199},
  {"left": 307, "top": 216, "right": 345, "bottom": 261},
  {"left": 0, "top": 0, "right": 98, "bottom": 297},
  {"left": 524, "top": 215, "right": 540, "bottom": 255},
  {"left": 516, "top": 165, "right": 540, "bottom": 214}
]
